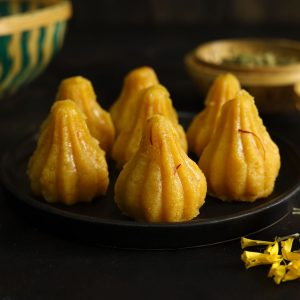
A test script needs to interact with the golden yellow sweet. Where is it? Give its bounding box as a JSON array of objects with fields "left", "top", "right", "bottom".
[
  {"left": 199, "top": 90, "right": 280, "bottom": 202},
  {"left": 187, "top": 73, "right": 241, "bottom": 157},
  {"left": 112, "top": 84, "right": 187, "bottom": 168},
  {"left": 110, "top": 66, "right": 159, "bottom": 132},
  {"left": 114, "top": 115, "right": 207, "bottom": 222},
  {"left": 27, "top": 100, "right": 109, "bottom": 205},
  {"left": 56, "top": 76, "right": 115, "bottom": 154}
]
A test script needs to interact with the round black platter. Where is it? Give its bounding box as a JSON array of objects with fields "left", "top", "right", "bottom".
[{"left": 1, "top": 115, "right": 300, "bottom": 249}]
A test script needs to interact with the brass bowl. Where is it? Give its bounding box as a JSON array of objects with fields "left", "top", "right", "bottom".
[{"left": 185, "top": 39, "right": 300, "bottom": 113}]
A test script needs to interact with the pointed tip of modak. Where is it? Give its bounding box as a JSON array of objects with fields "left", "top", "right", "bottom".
[
  {"left": 61, "top": 75, "right": 90, "bottom": 82},
  {"left": 142, "top": 114, "right": 178, "bottom": 147},
  {"left": 52, "top": 99, "right": 77, "bottom": 110},
  {"left": 214, "top": 73, "right": 240, "bottom": 87},
  {"left": 128, "top": 65, "right": 156, "bottom": 76},
  {"left": 51, "top": 99, "right": 86, "bottom": 119},
  {"left": 141, "top": 84, "right": 170, "bottom": 102},
  {"left": 56, "top": 75, "right": 96, "bottom": 100},
  {"left": 58, "top": 75, "right": 93, "bottom": 89},
  {"left": 218, "top": 72, "right": 239, "bottom": 81},
  {"left": 235, "top": 89, "right": 254, "bottom": 102},
  {"left": 222, "top": 89, "right": 256, "bottom": 112},
  {"left": 205, "top": 72, "right": 241, "bottom": 105},
  {"left": 125, "top": 66, "right": 159, "bottom": 86}
]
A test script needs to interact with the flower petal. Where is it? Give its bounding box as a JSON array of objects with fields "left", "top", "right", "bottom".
[
  {"left": 241, "top": 251, "right": 282, "bottom": 269},
  {"left": 283, "top": 260, "right": 300, "bottom": 282},
  {"left": 241, "top": 237, "right": 274, "bottom": 249},
  {"left": 268, "top": 261, "right": 286, "bottom": 285},
  {"left": 281, "top": 238, "right": 300, "bottom": 261}
]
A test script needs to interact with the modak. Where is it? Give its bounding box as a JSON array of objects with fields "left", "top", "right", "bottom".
[
  {"left": 187, "top": 73, "right": 241, "bottom": 157},
  {"left": 112, "top": 84, "right": 187, "bottom": 168},
  {"left": 114, "top": 115, "right": 207, "bottom": 222},
  {"left": 56, "top": 76, "right": 115, "bottom": 154},
  {"left": 110, "top": 66, "right": 159, "bottom": 132},
  {"left": 27, "top": 100, "right": 109, "bottom": 205},
  {"left": 199, "top": 90, "right": 280, "bottom": 202}
]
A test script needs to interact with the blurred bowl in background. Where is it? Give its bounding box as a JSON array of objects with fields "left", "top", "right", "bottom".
[
  {"left": 0, "top": 0, "right": 72, "bottom": 99},
  {"left": 185, "top": 39, "right": 300, "bottom": 113}
]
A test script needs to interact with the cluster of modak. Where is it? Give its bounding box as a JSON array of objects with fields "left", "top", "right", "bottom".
[
  {"left": 27, "top": 67, "right": 280, "bottom": 223},
  {"left": 187, "top": 73, "right": 280, "bottom": 202},
  {"left": 27, "top": 77, "right": 114, "bottom": 205}
]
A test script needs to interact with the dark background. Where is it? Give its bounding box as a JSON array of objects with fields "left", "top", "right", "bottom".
[
  {"left": 2, "top": 0, "right": 300, "bottom": 158},
  {"left": 71, "top": 0, "right": 300, "bottom": 27},
  {"left": 1, "top": 1, "right": 300, "bottom": 299},
  {"left": 42, "top": 0, "right": 300, "bottom": 112}
]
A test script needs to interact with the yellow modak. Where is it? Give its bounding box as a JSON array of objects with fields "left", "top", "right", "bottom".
[
  {"left": 199, "top": 90, "right": 280, "bottom": 202},
  {"left": 115, "top": 115, "right": 207, "bottom": 222},
  {"left": 112, "top": 84, "right": 187, "bottom": 168},
  {"left": 187, "top": 73, "right": 241, "bottom": 157},
  {"left": 110, "top": 66, "right": 159, "bottom": 132},
  {"left": 27, "top": 100, "right": 109, "bottom": 205},
  {"left": 56, "top": 76, "right": 115, "bottom": 154}
]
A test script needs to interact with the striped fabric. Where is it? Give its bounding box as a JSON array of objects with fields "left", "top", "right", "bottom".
[{"left": 0, "top": 0, "right": 68, "bottom": 98}]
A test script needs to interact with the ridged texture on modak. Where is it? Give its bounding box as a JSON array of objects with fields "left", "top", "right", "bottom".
[
  {"left": 115, "top": 115, "right": 207, "bottom": 222},
  {"left": 187, "top": 73, "right": 241, "bottom": 157},
  {"left": 28, "top": 100, "right": 109, "bottom": 205},
  {"left": 110, "top": 66, "right": 159, "bottom": 132},
  {"left": 112, "top": 84, "right": 187, "bottom": 168},
  {"left": 56, "top": 76, "right": 115, "bottom": 154},
  {"left": 199, "top": 90, "right": 280, "bottom": 202}
]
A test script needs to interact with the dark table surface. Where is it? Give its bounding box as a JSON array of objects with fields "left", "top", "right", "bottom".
[{"left": 1, "top": 25, "right": 300, "bottom": 300}]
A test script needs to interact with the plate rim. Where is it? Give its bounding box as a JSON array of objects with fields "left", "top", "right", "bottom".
[{"left": 1, "top": 132, "right": 300, "bottom": 230}]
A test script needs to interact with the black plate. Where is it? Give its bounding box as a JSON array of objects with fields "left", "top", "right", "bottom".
[{"left": 1, "top": 115, "right": 300, "bottom": 249}]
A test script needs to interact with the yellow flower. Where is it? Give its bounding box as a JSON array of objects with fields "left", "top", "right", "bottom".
[
  {"left": 241, "top": 234, "right": 300, "bottom": 284},
  {"left": 268, "top": 261, "right": 286, "bottom": 285},
  {"left": 281, "top": 238, "right": 300, "bottom": 261},
  {"left": 265, "top": 242, "right": 279, "bottom": 256},
  {"left": 241, "top": 237, "right": 274, "bottom": 249},
  {"left": 283, "top": 260, "right": 300, "bottom": 282},
  {"left": 241, "top": 251, "right": 282, "bottom": 269}
]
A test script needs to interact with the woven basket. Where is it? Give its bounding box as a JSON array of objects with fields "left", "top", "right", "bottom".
[{"left": 0, "top": 0, "right": 72, "bottom": 98}]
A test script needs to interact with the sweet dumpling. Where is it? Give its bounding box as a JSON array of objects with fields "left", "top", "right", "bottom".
[
  {"left": 27, "top": 100, "right": 109, "bottom": 205},
  {"left": 56, "top": 76, "right": 115, "bottom": 154},
  {"left": 114, "top": 115, "right": 207, "bottom": 222},
  {"left": 112, "top": 84, "right": 187, "bottom": 168},
  {"left": 187, "top": 73, "right": 240, "bottom": 157},
  {"left": 110, "top": 66, "right": 159, "bottom": 132},
  {"left": 199, "top": 90, "right": 280, "bottom": 202}
]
